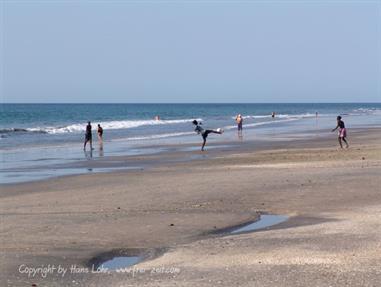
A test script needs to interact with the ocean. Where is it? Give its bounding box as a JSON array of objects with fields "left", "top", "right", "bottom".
[{"left": 1, "top": 103, "right": 380, "bottom": 183}]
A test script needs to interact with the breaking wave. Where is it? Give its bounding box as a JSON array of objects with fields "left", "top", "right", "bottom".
[
  {"left": 1, "top": 118, "right": 202, "bottom": 135},
  {"left": 234, "top": 113, "right": 317, "bottom": 120}
]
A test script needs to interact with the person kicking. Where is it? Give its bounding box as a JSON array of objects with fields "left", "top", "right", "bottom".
[{"left": 193, "top": 120, "right": 223, "bottom": 151}]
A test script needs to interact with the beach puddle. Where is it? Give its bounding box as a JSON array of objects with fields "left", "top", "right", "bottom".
[
  {"left": 89, "top": 248, "right": 165, "bottom": 271},
  {"left": 230, "top": 214, "right": 288, "bottom": 234},
  {"left": 99, "top": 256, "right": 142, "bottom": 270}
]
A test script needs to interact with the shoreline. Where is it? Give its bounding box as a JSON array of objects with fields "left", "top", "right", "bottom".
[
  {"left": 2, "top": 126, "right": 380, "bottom": 186},
  {"left": 1, "top": 127, "right": 381, "bottom": 286}
]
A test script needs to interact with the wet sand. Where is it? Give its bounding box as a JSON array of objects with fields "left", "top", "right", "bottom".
[{"left": 1, "top": 128, "right": 381, "bottom": 286}]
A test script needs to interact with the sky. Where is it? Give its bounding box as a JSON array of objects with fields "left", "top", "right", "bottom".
[{"left": 1, "top": 0, "right": 380, "bottom": 103}]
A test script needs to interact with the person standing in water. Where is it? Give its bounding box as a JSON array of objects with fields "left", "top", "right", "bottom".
[
  {"left": 235, "top": 114, "right": 243, "bottom": 132},
  {"left": 332, "top": 116, "right": 349, "bottom": 148},
  {"left": 193, "top": 120, "right": 223, "bottom": 151},
  {"left": 271, "top": 112, "right": 276, "bottom": 118},
  {"left": 84, "top": 121, "right": 93, "bottom": 150},
  {"left": 97, "top": 124, "right": 103, "bottom": 143}
]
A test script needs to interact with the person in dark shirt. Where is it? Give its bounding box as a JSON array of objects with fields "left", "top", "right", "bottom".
[
  {"left": 193, "top": 120, "right": 223, "bottom": 151},
  {"left": 332, "top": 116, "right": 349, "bottom": 148},
  {"left": 84, "top": 121, "right": 93, "bottom": 150}
]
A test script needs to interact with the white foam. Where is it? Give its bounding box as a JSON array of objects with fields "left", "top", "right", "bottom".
[
  {"left": 233, "top": 113, "right": 317, "bottom": 120},
  {"left": 279, "top": 113, "right": 315, "bottom": 118},
  {"left": 223, "top": 118, "right": 299, "bottom": 130},
  {"left": 350, "top": 108, "right": 381, "bottom": 116},
  {"left": 26, "top": 118, "right": 202, "bottom": 134}
]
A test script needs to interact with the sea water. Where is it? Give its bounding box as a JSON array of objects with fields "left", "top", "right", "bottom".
[{"left": 1, "top": 103, "right": 380, "bottom": 183}]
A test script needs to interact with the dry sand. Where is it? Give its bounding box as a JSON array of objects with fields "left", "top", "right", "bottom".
[{"left": 1, "top": 128, "right": 381, "bottom": 286}]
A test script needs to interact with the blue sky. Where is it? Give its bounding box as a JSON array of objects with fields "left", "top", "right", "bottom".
[{"left": 1, "top": 0, "right": 380, "bottom": 103}]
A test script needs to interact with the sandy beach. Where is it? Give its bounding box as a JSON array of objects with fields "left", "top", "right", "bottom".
[{"left": 1, "top": 128, "right": 381, "bottom": 287}]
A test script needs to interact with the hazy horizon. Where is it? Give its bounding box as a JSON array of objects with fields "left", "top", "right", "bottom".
[{"left": 2, "top": 101, "right": 380, "bottom": 104}]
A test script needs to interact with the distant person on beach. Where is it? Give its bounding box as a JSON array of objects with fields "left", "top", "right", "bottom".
[
  {"left": 193, "top": 120, "right": 223, "bottom": 151},
  {"left": 272, "top": 112, "right": 276, "bottom": 118},
  {"left": 332, "top": 116, "right": 349, "bottom": 148},
  {"left": 84, "top": 122, "right": 93, "bottom": 150},
  {"left": 316, "top": 111, "right": 318, "bottom": 118},
  {"left": 154, "top": 115, "right": 160, "bottom": 121},
  {"left": 235, "top": 114, "right": 243, "bottom": 132},
  {"left": 97, "top": 124, "right": 103, "bottom": 143}
]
